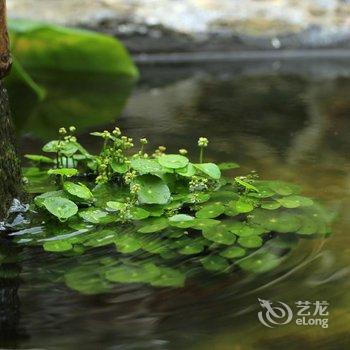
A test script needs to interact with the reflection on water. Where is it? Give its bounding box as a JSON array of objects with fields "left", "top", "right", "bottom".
[
  {"left": 4, "top": 58, "right": 350, "bottom": 349},
  {"left": 6, "top": 71, "right": 135, "bottom": 140}
]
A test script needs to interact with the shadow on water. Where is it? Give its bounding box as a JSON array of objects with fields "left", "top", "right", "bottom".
[
  {"left": 5, "top": 71, "right": 136, "bottom": 140},
  {"left": 2, "top": 56, "right": 350, "bottom": 349}
]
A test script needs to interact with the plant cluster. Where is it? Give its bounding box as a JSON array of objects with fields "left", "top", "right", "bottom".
[{"left": 10, "top": 126, "right": 332, "bottom": 293}]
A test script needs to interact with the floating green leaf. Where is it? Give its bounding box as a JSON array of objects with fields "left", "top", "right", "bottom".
[
  {"left": 261, "top": 200, "right": 281, "bottom": 210},
  {"left": 135, "top": 175, "right": 171, "bottom": 205},
  {"left": 34, "top": 190, "right": 68, "bottom": 207},
  {"left": 228, "top": 221, "right": 266, "bottom": 236},
  {"left": 202, "top": 225, "right": 236, "bottom": 245},
  {"left": 277, "top": 195, "right": 314, "bottom": 209},
  {"left": 268, "top": 181, "right": 300, "bottom": 196},
  {"left": 130, "top": 207, "right": 150, "bottom": 220},
  {"left": 43, "top": 197, "right": 78, "bottom": 220},
  {"left": 48, "top": 168, "right": 78, "bottom": 177},
  {"left": 64, "top": 181, "right": 93, "bottom": 200},
  {"left": 228, "top": 198, "right": 254, "bottom": 214},
  {"left": 158, "top": 154, "right": 189, "bottom": 169},
  {"left": 190, "top": 219, "right": 220, "bottom": 230},
  {"left": 220, "top": 246, "right": 246, "bottom": 259},
  {"left": 151, "top": 267, "right": 185, "bottom": 287},
  {"left": 194, "top": 163, "right": 221, "bottom": 180},
  {"left": 169, "top": 214, "right": 195, "bottom": 228},
  {"left": 178, "top": 242, "right": 204, "bottom": 255},
  {"left": 79, "top": 208, "right": 115, "bottom": 224},
  {"left": 249, "top": 209, "right": 301, "bottom": 233},
  {"left": 138, "top": 218, "right": 169, "bottom": 233},
  {"left": 238, "top": 235, "right": 263, "bottom": 249},
  {"left": 196, "top": 203, "right": 225, "bottom": 219},
  {"left": 131, "top": 158, "right": 162, "bottom": 174}
]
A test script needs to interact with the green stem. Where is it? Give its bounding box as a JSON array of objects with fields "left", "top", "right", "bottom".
[{"left": 199, "top": 147, "right": 204, "bottom": 163}]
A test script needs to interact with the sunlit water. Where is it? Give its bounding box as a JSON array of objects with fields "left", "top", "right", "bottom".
[{"left": 4, "top": 56, "right": 350, "bottom": 349}]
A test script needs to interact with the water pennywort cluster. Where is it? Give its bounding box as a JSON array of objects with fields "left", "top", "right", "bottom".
[{"left": 13, "top": 125, "right": 333, "bottom": 291}]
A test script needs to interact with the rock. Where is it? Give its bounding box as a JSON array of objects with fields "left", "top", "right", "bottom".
[{"left": 7, "top": 0, "right": 350, "bottom": 51}]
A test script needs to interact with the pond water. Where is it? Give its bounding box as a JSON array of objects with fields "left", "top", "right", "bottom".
[{"left": 3, "top": 55, "right": 350, "bottom": 349}]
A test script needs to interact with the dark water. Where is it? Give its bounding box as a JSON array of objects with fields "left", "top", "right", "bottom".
[{"left": 3, "top": 57, "right": 350, "bottom": 349}]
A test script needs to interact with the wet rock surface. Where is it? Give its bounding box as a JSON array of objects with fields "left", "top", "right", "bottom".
[{"left": 7, "top": 0, "right": 350, "bottom": 52}]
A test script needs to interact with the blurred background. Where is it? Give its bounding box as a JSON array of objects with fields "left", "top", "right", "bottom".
[{"left": 8, "top": 0, "right": 350, "bottom": 51}]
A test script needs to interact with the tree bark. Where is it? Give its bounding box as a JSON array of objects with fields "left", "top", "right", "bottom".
[
  {"left": 0, "top": 0, "right": 11, "bottom": 79},
  {"left": 0, "top": 0, "right": 21, "bottom": 219}
]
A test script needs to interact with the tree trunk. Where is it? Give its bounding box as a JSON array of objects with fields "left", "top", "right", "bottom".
[
  {"left": 0, "top": 0, "right": 21, "bottom": 219},
  {"left": 0, "top": 0, "right": 11, "bottom": 79}
]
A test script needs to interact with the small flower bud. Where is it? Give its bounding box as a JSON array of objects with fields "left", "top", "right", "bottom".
[
  {"left": 69, "top": 126, "right": 76, "bottom": 133},
  {"left": 140, "top": 138, "right": 148, "bottom": 145},
  {"left": 198, "top": 137, "right": 209, "bottom": 147},
  {"left": 59, "top": 127, "right": 67, "bottom": 135},
  {"left": 179, "top": 148, "right": 188, "bottom": 155}
]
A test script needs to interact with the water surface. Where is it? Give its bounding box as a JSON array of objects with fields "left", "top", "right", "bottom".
[{"left": 5, "top": 56, "right": 350, "bottom": 349}]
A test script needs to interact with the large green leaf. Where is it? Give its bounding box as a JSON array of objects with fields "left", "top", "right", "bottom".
[
  {"left": 9, "top": 19, "right": 138, "bottom": 77},
  {"left": 42, "top": 197, "right": 78, "bottom": 220},
  {"left": 6, "top": 20, "right": 137, "bottom": 140}
]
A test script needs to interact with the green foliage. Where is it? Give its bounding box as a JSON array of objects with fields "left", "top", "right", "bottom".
[
  {"left": 42, "top": 197, "right": 78, "bottom": 221},
  {"left": 14, "top": 126, "right": 332, "bottom": 294},
  {"left": 9, "top": 19, "right": 138, "bottom": 77},
  {"left": 5, "top": 19, "right": 137, "bottom": 141},
  {"left": 134, "top": 175, "right": 171, "bottom": 205}
]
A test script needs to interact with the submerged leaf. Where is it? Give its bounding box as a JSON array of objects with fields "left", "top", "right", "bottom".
[
  {"left": 25, "top": 154, "right": 54, "bottom": 164},
  {"left": 201, "top": 256, "right": 229, "bottom": 272},
  {"left": 114, "top": 235, "right": 141, "bottom": 253},
  {"left": 218, "top": 162, "right": 240, "bottom": 170},
  {"left": 43, "top": 240, "right": 73, "bottom": 252}
]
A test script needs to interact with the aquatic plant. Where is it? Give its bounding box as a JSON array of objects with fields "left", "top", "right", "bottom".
[{"left": 4, "top": 126, "right": 332, "bottom": 293}]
